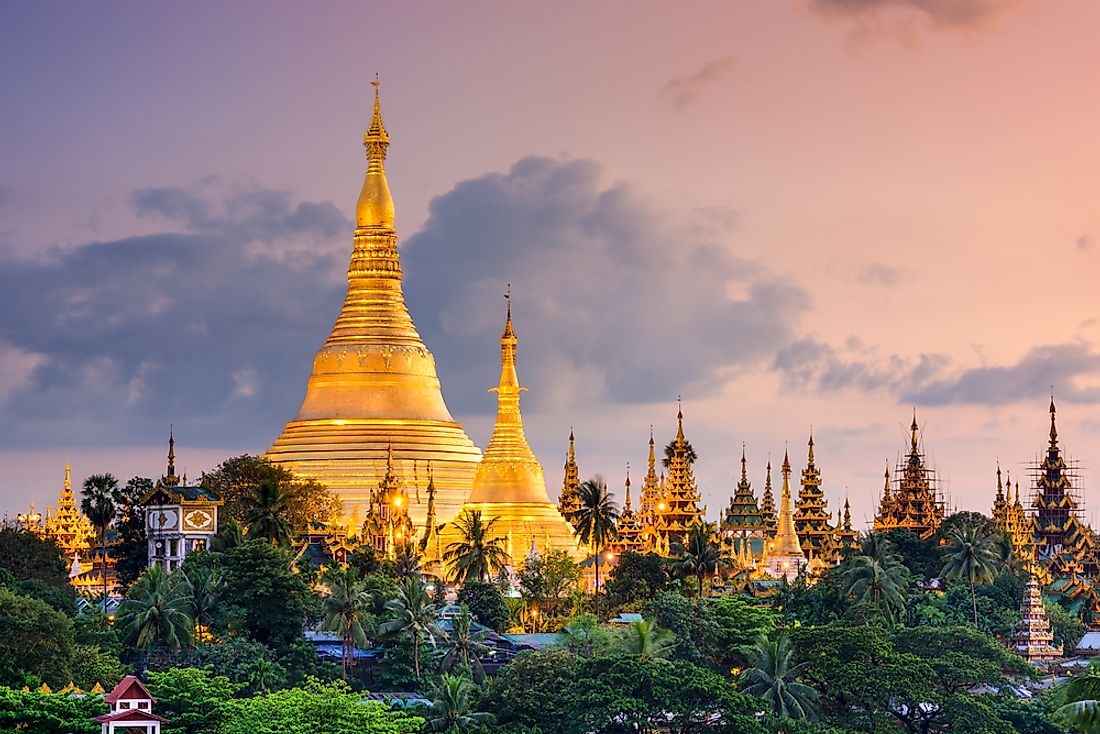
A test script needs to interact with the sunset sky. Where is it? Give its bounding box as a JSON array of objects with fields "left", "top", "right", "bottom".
[{"left": 2, "top": 0, "right": 1099, "bottom": 528}]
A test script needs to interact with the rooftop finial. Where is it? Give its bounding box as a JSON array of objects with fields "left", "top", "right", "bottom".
[{"left": 167, "top": 426, "right": 176, "bottom": 478}]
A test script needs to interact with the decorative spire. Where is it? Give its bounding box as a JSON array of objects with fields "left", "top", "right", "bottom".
[
  {"left": 64, "top": 462, "right": 71, "bottom": 492},
  {"left": 647, "top": 426, "right": 657, "bottom": 478},
  {"left": 771, "top": 450, "right": 804, "bottom": 557},
  {"left": 807, "top": 432, "right": 815, "bottom": 466},
  {"left": 167, "top": 427, "right": 176, "bottom": 477},
  {"left": 740, "top": 444, "right": 748, "bottom": 483},
  {"left": 675, "top": 397, "right": 685, "bottom": 445},
  {"left": 842, "top": 497, "right": 853, "bottom": 531},
  {"left": 356, "top": 74, "right": 395, "bottom": 230},
  {"left": 910, "top": 408, "right": 920, "bottom": 453},
  {"left": 1049, "top": 393, "right": 1059, "bottom": 448},
  {"left": 624, "top": 464, "right": 633, "bottom": 513}
]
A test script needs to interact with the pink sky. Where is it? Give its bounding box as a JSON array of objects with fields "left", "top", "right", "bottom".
[{"left": 1, "top": 1, "right": 1099, "bottom": 528}]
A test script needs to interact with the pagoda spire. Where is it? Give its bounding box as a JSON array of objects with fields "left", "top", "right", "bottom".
[
  {"left": 807, "top": 432, "right": 815, "bottom": 466},
  {"left": 1049, "top": 394, "right": 1059, "bottom": 448},
  {"left": 624, "top": 465, "right": 633, "bottom": 513},
  {"left": 910, "top": 409, "right": 920, "bottom": 454},
  {"left": 740, "top": 444, "right": 748, "bottom": 483},
  {"left": 559, "top": 427, "right": 582, "bottom": 527},
  {"left": 356, "top": 74, "right": 394, "bottom": 229},
  {"left": 773, "top": 450, "right": 802, "bottom": 555},
  {"left": 647, "top": 427, "right": 658, "bottom": 479},
  {"left": 167, "top": 427, "right": 176, "bottom": 478},
  {"left": 760, "top": 459, "right": 777, "bottom": 535}
]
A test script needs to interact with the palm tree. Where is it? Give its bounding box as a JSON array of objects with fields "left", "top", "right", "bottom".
[
  {"left": 440, "top": 605, "right": 490, "bottom": 682},
  {"left": 941, "top": 525, "right": 1002, "bottom": 626},
  {"left": 424, "top": 673, "right": 496, "bottom": 733},
  {"left": 443, "top": 509, "right": 509, "bottom": 584},
  {"left": 617, "top": 619, "right": 674, "bottom": 659},
  {"left": 671, "top": 520, "right": 729, "bottom": 598},
  {"left": 1057, "top": 663, "right": 1100, "bottom": 733},
  {"left": 843, "top": 554, "right": 908, "bottom": 624},
  {"left": 180, "top": 566, "right": 222, "bottom": 644},
  {"left": 573, "top": 478, "right": 618, "bottom": 621},
  {"left": 117, "top": 566, "right": 194, "bottom": 650},
  {"left": 394, "top": 541, "right": 423, "bottom": 580},
  {"left": 210, "top": 518, "right": 245, "bottom": 553},
  {"left": 243, "top": 480, "right": 294, "bottom": 546},
  {"left": 662, "top": 439, "right": 698, "bottom": 469},
  {"left": 81, "top": 474, "right": 119, "bottom": 604},
  {"left": 382, "top": 576, "right": 444, "bottom": 678},
  {"left": 246, "top": 657, "right": 280, "bottom": 696},
  {"left": 321, "top": 566, "right": 374, "bottom": 678},
  {"left": 739, "top": 634, "right": 819, "bottom": 720}
]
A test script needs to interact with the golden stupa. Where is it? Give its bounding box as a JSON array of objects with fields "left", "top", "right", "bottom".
[
  {"left": 760, "top": 450, "right": 806, "bottom": 581},
  {"left": 439, "top": 297, "right": 584, "bottom": 564},
  {"left": 266, "top": 81, "right": 482, "bottom": 526}
]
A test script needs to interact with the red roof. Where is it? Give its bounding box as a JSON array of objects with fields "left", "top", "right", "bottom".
[
  {"left": 94, "top": 708, "right": 169, "bottom": 724},
  {"left": 104, "top": 674, "right": 156, "bottom": 704}
]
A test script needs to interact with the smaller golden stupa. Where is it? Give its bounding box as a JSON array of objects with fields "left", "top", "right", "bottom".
[
  {"left": 439, "top": 294, "right": 584, "bottom": 565},
  {"left": 761, "top": 450, "right": 806, "bottom": 581}
]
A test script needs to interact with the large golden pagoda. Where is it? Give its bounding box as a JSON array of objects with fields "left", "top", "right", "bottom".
[
  {"left": 266, "top": 82, "right": 482, "bottom": 526},
  {"left": 439, "top": 297, "right": 583, "bottom": 564}
]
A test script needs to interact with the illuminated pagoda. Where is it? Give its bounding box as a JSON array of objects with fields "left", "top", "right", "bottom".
[
  {"left": 558, "top": 430, "right": 583, "bottom": 529},
  {"left": 439, "top": 296, "right": 583, "bottom": 566},
  {"left": 266, "top": 80, "right": 482, "bottom": 528},
  {"left": 794, "top": 434, "right": 836, "bottom": 564},
  {"left": 649, "top": 405, "right": 706, "bottom": 550},
  {"left": 41, "top": 463, "right": 95, "bottom": 563},
  {"left": 760, "top": 450, "right": 806, "bottom": 581},
  {"left": 833, "top": 497, "right": 860, "bottom": 554},
  {"left": 992, "top": 467, "right": 1032, "bottom": 562},
  {"left": 419, "top": 463, "right": 445, "bottom": 569},
  {"left": 759, "top": 461, "right": 778, "bottom": 538},
  {"left": 1013, "top": 575, "right": 1062, "bottom": 663},
  {"left": 635, "top": 429, "right": 665, "bottom": 553},
  {"left": 611, "top": 467, "right": 646, "bottom": 555},
  {"left": 362, "top": 444, "right": 415, "bottom": 559},
  {"left": 721, "top": 447, "right": 766, "bottom": 566},
  {"left": 1030, "top": 397, "right": 1097, "bottom": 578},
  {"left": 873, "top": 411, "right": 944, "bottom": 540}
]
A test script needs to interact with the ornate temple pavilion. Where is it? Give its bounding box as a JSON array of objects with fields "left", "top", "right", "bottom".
[{"left": 266, "top": 82, "right": 481, "bottom": 527}]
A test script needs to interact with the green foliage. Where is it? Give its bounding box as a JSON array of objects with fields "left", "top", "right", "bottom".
[
  {"left": 217, "top": 539, "right": 310, "bottom": 652},
  {"left": 518, "top": 548, "right": 581, "bottom": 624},
  {"left": 118, "top": 566, "right": 194, "bottom": 649},
  {"left": 74, "top": 611, "right": 123, "bottom": 656},
  {"left": 425, "top": 673, "right": 495, "bottom": 732},
  {"left": 244, "top": 479, "right": 295, "bottom": 547},
  {"left": 320, "top": 565, "right": 373, "bottom": 677},
  {"left": 14, "top": 577, "right": 76, "bottom": 615},
  {"left": 670, "top": 520, "right": 730, "bottom": 598},
  {"left": 870, "top": 528, "right": 939, "bottom": 579},
  {"left": 456, "top": 580, "right": 508, "bottom": 632},
  {"left": 614, "top": 618, "right": 674, "bottom": 659},
  {"left": 707, "top": 595, "right": 775, "bottom": 666},
  {"left": 382, "top": 576, "right": 443, "bottom": 678},
  {"left": 200, "top": 454, "right": 341, "bottom": 528},
  {"left": 114, "top": 476, "right": 154, "bottom": 588},
  {"left": 0, "top": 687, "right": 108, "bottom": 734},
  {"left": 439, "top": 605, "right": 490, "bottom": 682},
  {"left": 69, "top": 644, "right": 127, "bottom": 689},
  {"left": 0, "top": 528, "right": 68, "bottom": 587},
  {"left": 195, "top": 637, "right": 287, "bottom": 691},
  {"left": 604, "top": 551, "right": 670, "bottom": 607},
  {"left": 217, "top": 677, "right": 423, "bottom": 734},
  {"left": 941, "top": 525, "right": 1004, "bottom": 626},
  {"left": 145, "top": 666, "right": 243, "bottom": 734},
  {"left": 0, "top": 586, "right": 76, "bottom": 687},
  {"left": 642, "top": 590, "right": 718, "bottom": 667},
  {"left": 444, "top": 509, "right": 510, "bottom": 585},
  {"left": 739, "top": 634, "right": 819, "bottom": 720},
  {"left": 1048, "top": 600, "right": 1087, "bottom": 655}
]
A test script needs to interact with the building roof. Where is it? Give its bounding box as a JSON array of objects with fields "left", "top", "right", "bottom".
[
  {"left": 104, "top": 675, "right": 155, "bottom": 704},
  {"left": 1076, "top": 631, "right": 1100, "bottom": 652},
  {"left": 94, "top": 709, "right": 169, "bottom": 724},
  {"left": 499, "top": 633, "right": 561, "bottom": 649}
]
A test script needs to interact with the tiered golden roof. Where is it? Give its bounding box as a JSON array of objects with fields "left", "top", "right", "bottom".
[
  {"left": 362, "top": 444, "right": 415, "bottom": 559},
  {"left": 1013, "top": 575, "right": 1062, "bottom": 663},
  {"left": 557, "top": 430, "right": 583, "bottom": 529},
  {"left": 833, "top": 497, "right": 860, "bottom": 553},
  {"left": 761, "top": 450, "right": 806, "bottom": 580},
  {"left": 439, "top": 297, "right": 583, "bottom": 564},
  {"left": 648, "top": 406, "right": 705, "bottom": 549},
  {"left": 759, "top": 460, "right": 777, "bottom": 538},
  {"left": 41, "top": 463, "right": 94, "bottom": 561},
  {"left": 611, "top": 467, "right": 646, "bottom": 554},
  {"left": 872, "top": 411, "right": 944, "bottom": 540},
  {"left": 794, "top": 434, "right": 836, "bottom": 563},
  {"left": 992, "top": 466, "right": 1033, "bottom": 564},
  {"left": 266, "top": 81, "right": 482, "bottom": 527},
  {"left": 722, "top": 447, "right": 765, "bottom": 565}
]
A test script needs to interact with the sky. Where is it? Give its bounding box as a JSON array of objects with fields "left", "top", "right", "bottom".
[{"left": 2, "top": 0, "right": 1099, "bottom": 530}]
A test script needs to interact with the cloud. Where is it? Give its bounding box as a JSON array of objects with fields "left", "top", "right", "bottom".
[
  {"left": 856, "top": 262, "right": 901, "bottom": 286},
  {"left": 403, "top": 156, "right": 807, "bottom": 415},
  {"left": 1077, "top": 234, "right": 1093, "bottom": 252},
  {"left": 810, "top": 0, "right": 1019, "bottom": 31},
  {"left": 0, "top": 181, "right": 349, "bottom": 448},
  {"left": 661, "top": 55, "right": 738, "bottom": 108},
  {"left": 908, "top": 342, "right": 1100, "bottom": 405},
  {"left": 774, "top": 337, "right": 1100, "bottom": 407}
]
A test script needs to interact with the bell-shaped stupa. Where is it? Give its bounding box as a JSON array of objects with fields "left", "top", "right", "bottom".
[
  {"left": 440, "top": 295, "right": 583, "bottom": 565},
  {"left": 266, "top": 80, "right": 481, "bottom": 527}
]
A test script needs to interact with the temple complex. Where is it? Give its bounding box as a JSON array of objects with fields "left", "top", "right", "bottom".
[
  {"left": 760, "top": 451, "right": 806, "bottom": 581},
  {"left": 265, "top": 81, "right": 482, "bottom": 528},
  {"left": 872, "top": 411, "right": 944, "bottom": 540},
  {"left": 794, "top": 434, "right": 836, "bottom": 563},
  {"left": 438, "top": 297, "right": 582, "bottom": 566}
]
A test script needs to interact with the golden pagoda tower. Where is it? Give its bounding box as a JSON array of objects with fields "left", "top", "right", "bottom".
[
  {"left": 419, "top": 463, "right": 445, "bottom": 570},
  {"left": 991, "top": 465, "right": 1009, "bottom": 529},
  {"left": 439, "top": 296, "right": 583, "bottom": 565},
  {"left": 558, "top": 429, "right": 583, "bottom": 529},
  {"left": 759, "top": 460, "right": 777, "bottom": 538},
  {"left": 266, "top": 81, "right": 482, "bottom": 527},
  {"left": 41, "top": 463, "right": 94, "bottom": 561},
  {"left": 1009, "top": 476, "right": 1034, "bottom": 564},
  {"left": 649, "top": 405, "right": 705, "bottom": 548},
  {"left": 722, "top": 447, "right": 765, "bottom": 564},
  {"left": 833, "top": 497, "right": 860, "bottom": 554},
  {"left": 761, "top": 450, "right": 806, "bottom": 581},
  {"left": 611, "top": 467, "right": 645, "bottom": 554},
  {"left": 872, "top": 411, "right": 944, "bottom": 540},
  {"left": 794, "top": 433, "right": 836, "bottom": 563},
  {"left": 1013, "top": 575, "right": 1062, "bottom": 663}
]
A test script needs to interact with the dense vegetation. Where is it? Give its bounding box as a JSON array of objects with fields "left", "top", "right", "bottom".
[{"left": 1, "top": 456, "right": 1096, "bottom": 733}]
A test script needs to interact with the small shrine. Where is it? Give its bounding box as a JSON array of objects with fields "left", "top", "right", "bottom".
[
  {"left": 93, "top": 675, "right": 169, "bottom": 734},
  {"left": 1013, "top": 576, "right": 1062, "bottom": 663}
]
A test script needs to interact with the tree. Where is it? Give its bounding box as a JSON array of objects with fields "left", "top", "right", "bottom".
[
  {"left": 605, "top": 551, "right": 670, "bottom": 606},
  {"left": 572, "top": 478, "right": 618, "bottom": 620},
  {"left": 394, "top": 541, "right": 423, "bottom": 580},
  {"left": 1057, "top": 664, "right": 1100, "bottom": 733},
  {"left": 0, "top": 587, "right": 77, "bottom": 687},
  {"left": 382, "top": 576, "right": 443, "bottom": 678},
  {"left": 440, "top": 605, "right": 490, "bottom": 682},
  {"left": 216, "top": 678, "right": 423, "bottom": 734},
  {"left": 643, "top": 590, "right": 719, "bottom": 666},
  {"left": 663, "top": 439, "right": 697, "bottom": 469},
  {"left": 210, "top": 519, "right": 246, "bottom": 553},
  {"left": 425, "top": 673, "right": 496, "bottom": 732},
  {"left": 443, "top": 509, "right": 509, "bottom": 584},
  {"left": 707, "top": 596, "right": 776, "bottom": 667},
  {"left": 320, "top": 565, "right": 372, "bottom": 678},
  {"left": 671, "top": 520, "right": 728, "bottom": 598},
  {"left": 144, "top": 666, "right": 242, "bottom": 734},
  {"left": 194, "top": 637, "right": 286, "bottom": 691},
  {"left": 243, "top": 480, "right": 294, "bottom": 546},
  {"left": 200, "top": 455, "right": 340, "bottom": 528},
  {"left": 0, "top": 687, "right": 108, "bottom": 734},
  {"left": 181, "top": 565, "right": 222, "bottom": 645},
  {"left": 739, "top": 634, "right": 819, "bottom": 720},
  {"left": 0, "top": 529, "right": 68, "bottom": 588},
  {"left": 117, "top": 565, "right": 194, "bottom": 650},
  {"left": 842, "top": 553, "right": 908, "bottom": 624},
  {"left": 455, "top": 581, "right": 509, "bottom": 632},
  {"left": 518, "top": 548, "right": 581, "bottom": 623},
  {"left": 114, "top": 476, "right": 154, "bottom": 588},
  {"left": 941, "top": 526, "right": 1002, "bottom": 626},
  {"left": 217, "top": 539, "right": 310, "bottom": 652},
  {"left": 616, "top": 618, "right": 675, "bottom": 659},
  {"left": 81, "top": 473, "right": 119, "bottom": 602}
]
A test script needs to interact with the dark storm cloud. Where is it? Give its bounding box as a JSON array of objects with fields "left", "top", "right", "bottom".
[
  {"left": 0, "top": 182, "right": 348, "bottom": 448},
  {"left": 907, "top": 342, "right": 1100, "bottom": 405},
  {"left": 774, "top": 337, "right": 1100, "bottom": 406},
  {"left": 810, "top": 0, "right": 1018, "bottom": 29},
  {"left": 661, "top": 55, "right": 738, "bottom": 108},
  {"left": 403, "top": 156, "right": 806, "bottom": 415}
]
